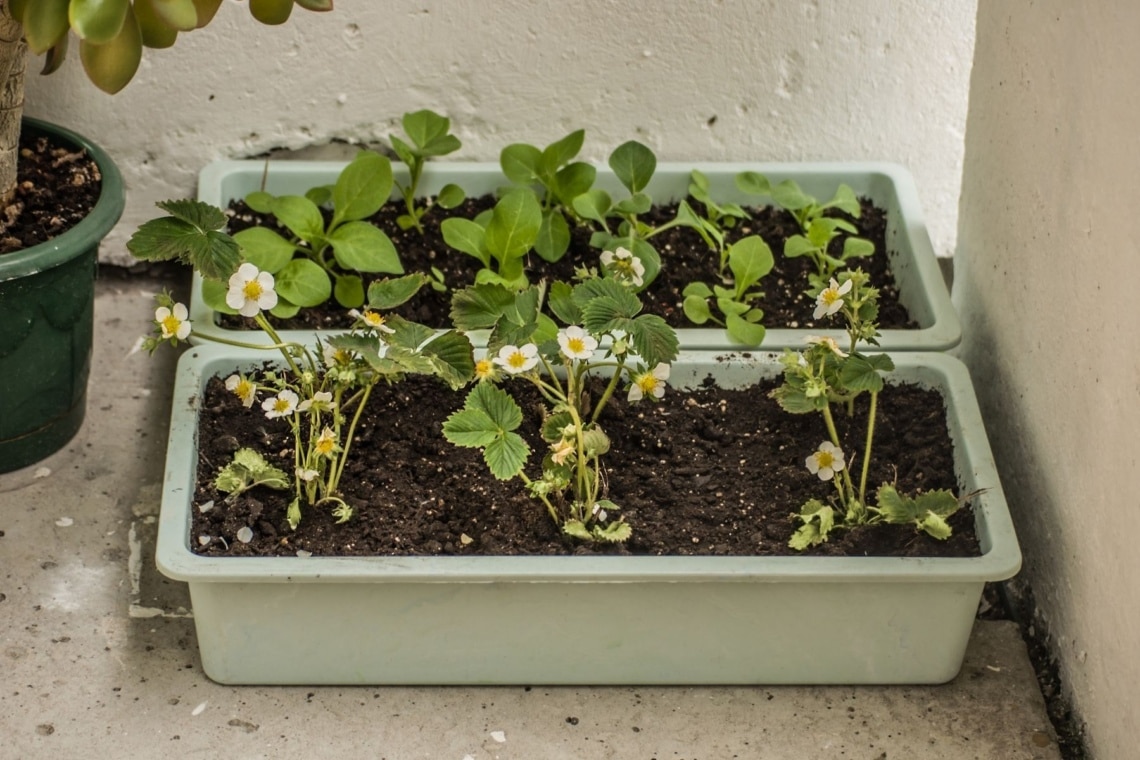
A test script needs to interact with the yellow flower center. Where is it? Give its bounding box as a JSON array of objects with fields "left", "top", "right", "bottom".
[
  {"left": 508, "top": 352, "right": 528, "bottom": 369},
  {"left": 316, "top": 436, "right": 335, "bottom": 456},
  {"left": 243, "top": 280, "right": 263, "bottom": 300},
  {"left": 475, "top": 359, "right": 494, "bottom": 379},
  {"left": 234, "top": 380, "right": 253, "bottom": 400},
  {"left": 363, "top": 311, "right": 384, "bottom": 327},
  {"left": 821, "top": 288, "right": 841, "bottom": 306},
  {"left": 161, "top": 314, "right": 181, "bottom": 336},
  {"left": 637, "top": 375, "right": 660, "bottom": 393},
  {"left": 566, "top": 337, "right": 587, "bottom": 354},
  {"left": 816, "top": 451, "right": 835, "bottom": 469},
  {"left": 273, "top": 398, "right": 290, "bottom": 413}
]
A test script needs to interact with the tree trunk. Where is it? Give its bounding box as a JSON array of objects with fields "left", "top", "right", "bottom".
[{"left": 0, "top": 5, "right": 24, "bottom": 217}]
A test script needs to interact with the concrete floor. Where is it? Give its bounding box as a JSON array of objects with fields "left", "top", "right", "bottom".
[{"left": 0, "top": 270, "right": 1064, "bottom": 759}]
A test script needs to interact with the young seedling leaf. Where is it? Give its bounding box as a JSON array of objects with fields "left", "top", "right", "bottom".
[
  {"left": 332, "top": 150, "right": 393, "bottom": 224},
  {"left": 329, "top": 222, "right": 403, "bottom": 274},
  {"left": 535, "top": 210, "right": 570, "bottom": 262},
  {"left": 735, "top": 171, "right": 771, "bottom": 197},
  {"left": 608, "top": 140, "right": 656, "bottom": 194},
  {"left": 726, "top": 313, "right": 766, "bottom": 346},
  {"left": 233, "top": 226, "right": 295, "bottom": 273},
  {"left": 484, "top": 189, "right": 542, "bottom": 263},
  {"left": 274, "top": 258, "right": 331, "bottom": 307},
  {"left": 333, "top": 273, "right": 365, "bottom": 308},
  {"left": 436, "top": 183, "right": 466, "bottom": 209},
  {"left": 572, "top": 189, "right": 613, "bottom": 227},
  {"left": 727, "top": 235, "right": 774, "bottom": 292},
  {"left": 269, "top": 195, "right": 326, "bottom": 243},
  {"left": 500, "top": 143, "right": 542, "bottom": 184},
  {"left": 441, "top": 217, "right": 489, "bottom": 265}
]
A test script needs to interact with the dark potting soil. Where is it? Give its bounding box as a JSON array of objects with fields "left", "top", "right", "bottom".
[
  {"left": 0, "top": 132, "right": 101, "bottom": 254},
  {"left": 192, "top": 372, "right": 979, "bottom": 559},
  {"left": 221, "top": 193, "right": 914, "bottom": 333}
]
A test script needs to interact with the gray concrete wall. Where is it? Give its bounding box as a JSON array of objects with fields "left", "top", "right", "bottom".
[
  {"left": 955, "top": 2, "right": 1140, "bottom": 757},
  {"left": 22, "top": 0, "right": 975, "bottom": 265}
]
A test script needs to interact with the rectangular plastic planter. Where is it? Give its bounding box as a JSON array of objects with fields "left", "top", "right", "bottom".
[
  {"left": 157, "top": 346, "right": 1018, "bottom": 685},
  {"left": 191, "top": 161, "right": 959, "bottom": 351}
]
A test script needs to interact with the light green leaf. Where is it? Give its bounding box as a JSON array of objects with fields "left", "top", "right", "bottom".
[
  {"left": 682, "top": 281, "right": 714, "bottom": 299},
  {"left": 842, "top": 237, "right": 875, "bottom": 260},
  {"left": 484, "top": 189, "right": 542, "bottom": 263},
  {"left": 367, "top": 273, "right": 429, "bottom": 309},
  {"left": 275, "top": 258, "right": 331, "bottom": 307},
  {"left": 270, "top": 195, "right": 326, "bottom": 243},
  {"left": 594, "top": 519, "right": 632, "bottom": 543},
  {"left": 540, "top": 129, "right": 586, "bottom": 174},
  {"left": 726, "top": 313, "right": 766, "bottom": 346},
  {"left": 572, "top": 189, "right": 613, "bottom": 226},
  {"left": 389, "top": 134, "right": 415, "bottom": 167},
  {"left": 727, "top": 235, "right": 774, "bottom": 292},
  {"left": 442, "top": 409, "right": 500, "bottom": 448},
  {"left": 717, "top": 298, "right": 751, "bottom": 317},
  {"left": 916, "top": 490, "right": 961, "bottom": 519},
  {"left": 332, "top": 150, "right": 393, "bottom": 224},
  {"left": 920, "top": 512, "right": 954, "bottom": 540},
  {"left": 70, "top": 0, "right": 130, "bottom": 44},
  {"left": 683, "top": 294, "right": 713, "bottom": 325},
  {"left": 436, "top": 183, "right": 466, "bottom": 209},
  {"left": 402, "top": 109, "right": 450, "bottom": 151},
  {"left": 441, "top": 217, "right": 489, "bottom": 265},
  {"left": 233, "top": 226, "right": 295, "bottom": 273},
  {"left": 500, "top": 143, "right": 542, "bottom": 184},
  {"left": 771, "top": 179, "right": 814, "bottom": 211},
  {"left": 421, "top": 330, "right": 476, "bottom": 389},
  {"left": 467, "top": 378, "right": 523, "bottom": 430},
  {"left": 562, "top": 520, "right": 593, "bottom": 541},
  {"left": 825, "top": 183, "right": 861, "bottom": 217},
  {"left": 613, "top": 192, "right": 653, "bottom": 217},
  {"left": 735, "top": 171, "right": 771, "bottom": 197},
  {"left": 244, "top": 190, "right": 274, "bottom": 214},
  {"left": 269, "top": 298, "right": 300, "bottom": 319},
  {"left": 328, "top": 222, "right": 403, "bottom": 273},
  {"left": 547, "top": 280, "right": 581, "bottom": 325},
  {"left": 783, "top": 234, "right": 818, "bottom": 258},
  {"left": 201, "top": 277, "right": 238, "bottom": 315},
  {"left": 534, "top": 210, "right": 570, "bottom": 262},
  {"left": 552, "top": 162, "right": 596, "bottom": 206},
  {"left": 609, "top": 140, "right": 657, "bottom": 194},
  {"left": 333, "top": 274, "right": 365, "bottom": 308},
  {"left": 541, "top": 410, "right": 574, "bottom": 443},
  {"left": 23, "top": 0, "right": 70, "bottom": 54}
]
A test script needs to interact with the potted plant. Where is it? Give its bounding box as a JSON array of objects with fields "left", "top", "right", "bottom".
[
  {"left": 134, "top": 216, "right": 1019, "bottom": 685},
  {"left": 186, "top": 116, "right": 959, "bottom": 352},
  {"left": 0, "top": 0, "right": 329, "bottom": 472}
]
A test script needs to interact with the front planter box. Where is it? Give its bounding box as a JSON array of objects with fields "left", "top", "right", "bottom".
[
  {"left": 191, "top": 161, "right": 959, "bottom": 351},
  {"left": 157, "top": 346, "right": 1017, "bottom": 685}
]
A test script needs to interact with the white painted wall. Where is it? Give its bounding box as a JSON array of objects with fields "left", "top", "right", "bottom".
[
  {"left": 22, "top": 0, "right": 975, "bottom": 266},
  {"left": 955, "top": 2, "right": 1140, "bottom": 757}
]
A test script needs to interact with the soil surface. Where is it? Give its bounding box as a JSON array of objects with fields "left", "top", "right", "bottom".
[
  {"left": 0, "top": 132, "right": 100, "bottom": 254},
  {"left": 222, "top": 194, "right": 915, "bottom": 333},
  {"left": 192, "top": 371, "right": 979, "bottom": 559}
]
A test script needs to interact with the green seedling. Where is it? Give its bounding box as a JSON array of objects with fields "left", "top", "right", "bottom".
[
  {"left": 390, "top": 109, "right": 465, "bottom": 233},
  {"left": 681, "top": 235, "right": 774, "bottom": 345},
  {"left": 736, "top": 172, "right": 875, "bottom": 290},
  {"left": 440, "top": 187, "right": 543, "bottom": 289},
  {"left": 500, "top": 129, "right": 598, "bottom": 262},
  {"left": 685, "top": 169, "right": 751, "bottom": 260}
]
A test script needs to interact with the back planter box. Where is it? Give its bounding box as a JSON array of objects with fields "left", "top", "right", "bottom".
[
  {"left": 191, "top": 161, "right": 959, "bottom": 351},
  {"left": 157, "top": 347, "right": 1018, "bottom": 685}
]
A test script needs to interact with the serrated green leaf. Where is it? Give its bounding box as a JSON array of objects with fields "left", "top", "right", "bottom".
[
  {"left": 547, "top": 280, "right": 582, "bottom": 325},
  {"left": 127, "top": 204, "right": 241, "bottom": 281},
  {"left": 726, "top": 313, "right": 766, "bottom": 346},
  {"left": 770, "top": 385, "right": 824, "bottom": 414},
  {"left": 562, "top": 520, "right": 593, "bottom": 541},
  {"left": 581, "top": 426, "right": 611, "bottom": 457},
  {"left": 500, "top": 143, "right": 542, "bottom": 184},
  {"left": 535, "top": 210, "right": 570, "bottom": 262},
  {"left": 442, "top": 409, "right": 500, "bottom": 448},
  {"left": 735, "top": 171, "right": 771, "bottom": 197},
  {"left": 483, "top": 428, "right": 529, "bottom": 480},
  {"left": 332, "top": 150, "right": 393, "bottom": 224},
  {"left": 625, "top": 314, "right": 679, "bottom": 367},
  {"left": 920, "top": 512, "right": 953, "bottom": 540},
  {"left": 367, "top": 273, "right": 429, "bottom": 309},
  {"left": 449, "top": 283, "right": 518, "bottom": 331},
  {"left": 384, "top": 315, "right": 435, "bottom": 352},
  {"left": 609, "top": 140, "right": 656, "bottom": 194},
  {"left": 789, "top": 523, "right": 821, "bottom": 551},
  {"left": 329, "top": 221, "right": 402, "bottom": 273},
  {"left": 275, "top": 258, "right": 331, "bottom": 307},
  {"left": 838, "top": 354, "right": 885, "bottom": 393},
  {"left": 467, "top": 381, "right": 523, "bottom": 430},
  {"left": 484, "top": 189, "right": 542, "bottom": 263},
  {"left": 233, "top": 226, "right": 295, "bottom": 273},
  {"left": 420, "top": 330, "right": 476, "bottom": 389},
  {"left": 441, "top": 217, "right": 489, "bottom": 265},
  {"left": 270, "top": 195, "right": 326, "bottom": 243},
  {"left": 594, "top": 520, "right": 632, "bottom": 543},
  {"left": 334, "top": 274, "right": 365, "bottom": 308},
  {"left": 875, "top": 485, "right": 917, "bottom": 523},
  {"left": 436, "top": 183, "right": 465, "bottom": 209},
  {"left": 541, "top": 411, "right": 574, "bottom": 443},
  {"left": 915, "top": 490, "right": 961, "bottom": 519}
]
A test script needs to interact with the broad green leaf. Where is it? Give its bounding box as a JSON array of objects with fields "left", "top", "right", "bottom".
[
  {"left": 865, "top": 353, "right": 895, "bottom": 373},
  {"left": 24, "top": 0, "right": 70, "bottom": 54},
  {"left": 609, "top": 140, "right": 656, "bottom": 194},
  {"left": 436, "top": 183, "right": 465, "bottom": 209},
  {"left": 270, "top": 195, "right": 326, "bottom": 243},
  {"left": 552, "top": 162, "right": 596, "bottom": 207},
  {"left": 500, "top": 143, "right": 542, "bottom": 184},
  {"left": 629, "top": 238, "right": 662, "bottom": 288},
  {"left": 389, "top": 135, "right": 415, "bottom": 167},
  {"left": 79, "top": 5, "right": 142, "bottom": 93},
  {"left": 449, "top": 283, "right": 518, "bottom": 331},
  {"left": 546, "top": 281, "right": 581, "bottom": 325},
  {"left": 574, "top": 277, "right": 641, "bottom": 317},
  {"left": 839, "top": 354, "right": 885, "bottom": 393},
  {"left": 728, "top": 235, "right": 774, "bottom": 292},
  {"left": 274, "top": 258, "right": 331, "bottom": 307},
  {"left": 726, "top": 313, "right": 766, "bottom": 346},
  {"left": 682, "top": 281, "right": 714, "bottom": 299},
  {"left": 735, "top": 171, "right": 771, "bottom": 197},
  {"left": 127, "top": 204, "right": 241, "bottom": 281},
  {"left": 402, "top": 109, "right": 450, "bottom": 151},
  {"left": 540, "top": 129, "right": 585, "bottom": 175},
  {"left": 682, "top": 295, "right": 713, "bottom": 325},
  {"left": 825, "top": 184, "right": 861, "bottom": 217},
  {"left": 420, "top": 330, "right": 476, "bottom": 389},
  {"left": 201, "top": 277, "right": 238, "bottom": 315},
  {"left": 877, "top": 485, "right": 918, "bottom": 524},
  {"left": 69, "top": 0, "right": 130, "bottom": 43},
  {"left": 717, "top": 298, "right": 751, "bottom": 317},
  {"left": 770, "top": 385, "right": 823, "bottom": 414},
  {"left": 243, "top": 190, "right": 274, "bottom": 214},
  {"left": 612, "top": 192, "right": 652, "bottom": 217},
  {"left": 534, "top": 210, "right": 570, "bottom": 262},
  {"left": 467, "top": 381, "right": 524, "bottom": 431},
  {"left": 807, "top": 218, "right": 838, "bottom": 247},
  {"left": 329, "top": 222, "right": 402, "bottom": 273},
  {"left": 442, "top": 409, "right": 500, "bottom": 448},
  {"left": 270, "top": 298, "right": 300, "bottom": 319},
  {"left": 484, "top": 434, "right": 529, "bottom": 480},
  {"left": 233, "top": 226, "right": 295, "bottom": 273},
  {"left": 248, "top": 0, "right": 293, "bottom": 25},
  {"left": 333, "top": 274, "right": 365, "bottom": 308},
  {"left": 625, "top": 314, "right": 679, "bottom": 367},
  {"left": 916, "top": 490, "right": 961, "bottom": 518},
  {"left": 571, "top": 189, "right": 613, "bottom": 227},
  {"left": 440, "top": 217, "right": 488, "bottom": 265},
  {"left": 771, "top": 179, "right": 815, "bottom": 212},
  {"left": 783, "top": 234, "right": 817, "bottom": 258},
  {"left": 484, "top": 189, "right": 542, "bottom": 263},
  {"left": 385, "top": 315, "right": 435, "bottom": 352},
  {"left": 332, "top": 150, "right": 393, "bottom": 224},
  {"left": 367, "top": 273, "right": 429, "bottom": 309},
  {"left": 842, "top": 237, "right": 875, "bottom": 260}
]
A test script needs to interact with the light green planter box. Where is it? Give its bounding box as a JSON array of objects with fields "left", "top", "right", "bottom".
[
  {"left": 191, "top": 161, "right": 959, "bottom": 351},
  {"left": 156, "top": 347, "right": 1017, "bottom": 685}
]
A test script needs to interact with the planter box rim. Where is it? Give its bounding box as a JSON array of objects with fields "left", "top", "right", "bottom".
[{"left": 157, "top": 346, "right": 1019, "bottom": 584}]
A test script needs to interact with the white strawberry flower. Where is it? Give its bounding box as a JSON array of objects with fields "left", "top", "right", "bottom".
[
  {"left": 805, "top": 335, "right": 848, "bottom": 358},
  {"left": 492, "top": 344, "right": 539, "bottom": 375},
  {"left": 262, "top": 389, "right": 299, "bottom": 419},
  {"left": 806, "top": 441, "right": 846, "bottom": 481},
  {"left": 813, "top": 277, "right": 852, "bottom": 320},
  {"left": 600, "top": 246, "right": 645, "bottom": 287},
  {"left": 297, "top": 391, "right": 336, "bottom": 413},
  {"left": 154, "top": 302, "right": 191, "bottom": 341},
  {"left": 628, "top": 363, "right": 670, "bottom": 402},
  {"left": 224, "top": 373, "right": 258, "bottom": 408},
  {"left": 226, "top": 263, "right": 278, "bottom": 317},
  {"left": 557, "top": 326, "right": 598, "bottom": 361}
]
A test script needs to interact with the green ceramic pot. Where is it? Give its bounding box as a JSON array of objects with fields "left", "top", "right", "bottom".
[{"left": 0, "top": 118, "right": 124, "bottom": 473}]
